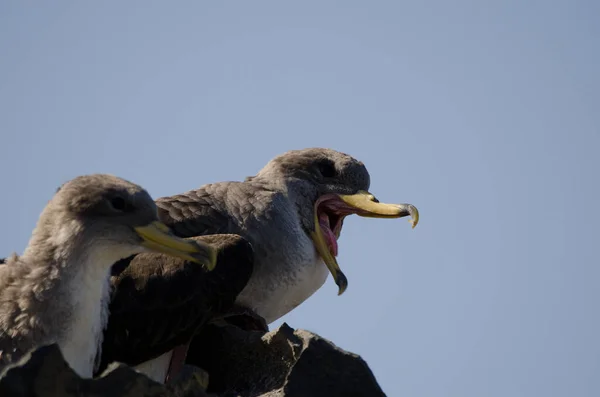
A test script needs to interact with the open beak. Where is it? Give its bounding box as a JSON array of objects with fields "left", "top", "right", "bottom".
[
  {"left": 134, "top": 221, "right": 217, "bottom": 270},
  {"left": 310, "top": 212, "right": 348, "bottom": 296},
  {"left": 338, "top": 190, "right": 419, "bottom": 227},
  {"left": 311, "top": 190, "right": 419, "bottom": 296}
]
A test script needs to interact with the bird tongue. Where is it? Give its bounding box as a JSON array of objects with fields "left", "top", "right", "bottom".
[{"left": 318, "top": 212, "right": 338, "bottom": 257}]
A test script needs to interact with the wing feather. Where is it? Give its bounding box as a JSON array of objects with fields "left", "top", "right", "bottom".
[{"left": 96, "top": 233, "right": 253, "bottom": 374}]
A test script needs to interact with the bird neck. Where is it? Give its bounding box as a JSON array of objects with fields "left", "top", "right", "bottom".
[
  {"left": 58, "top": 250, "right": 113, "bottom": 378},
  {"left": 16, "top": 222, "right": 115, "bottom": 378}
]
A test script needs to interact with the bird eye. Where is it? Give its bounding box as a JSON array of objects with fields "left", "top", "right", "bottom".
[
  {"left": 318, "top": 161, "right": 336, "bottom": 178},
  {"left": 109, "top": 196, "right": 127, "bottom": 212}
]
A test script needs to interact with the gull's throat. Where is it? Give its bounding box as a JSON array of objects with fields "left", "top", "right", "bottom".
[{"left": 318, "top": 212, "right": 338, "bottom": 257}]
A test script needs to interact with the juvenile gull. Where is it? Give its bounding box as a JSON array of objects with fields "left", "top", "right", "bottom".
[
  {"left": 0, "top": 174, "right": 216, "bottom": 378},
  {"left": 97, "top": 147, "right": 419, "bottom": 383}
]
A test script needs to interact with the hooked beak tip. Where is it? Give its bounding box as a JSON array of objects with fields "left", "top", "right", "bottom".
[{"left": 336, "top": 272, "right": 348, "bottom": 296}]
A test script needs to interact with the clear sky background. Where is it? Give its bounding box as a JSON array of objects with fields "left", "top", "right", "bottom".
[{"left": 1, "top": 2, "right": 598, "bottom": 396}]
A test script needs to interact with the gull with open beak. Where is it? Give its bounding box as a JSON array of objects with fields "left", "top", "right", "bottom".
[{"left": 96, "top": 147, "right": 419, "bottom": 384}]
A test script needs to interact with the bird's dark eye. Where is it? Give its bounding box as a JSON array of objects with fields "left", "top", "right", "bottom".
[
  {"left": 318, "top": 161, "right": 336, "bottom": 178},
  {"left": 109, "top": 196, "right": 127, "bottom": 212}
]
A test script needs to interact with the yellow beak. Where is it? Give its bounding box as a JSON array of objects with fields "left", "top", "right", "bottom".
[
  {"left": 134, "top": 221, "right": 217, "bottom": 271},
  {"left": 311, "top": 190, "right": 419, "bottom": 296},
  {"left": 338, "top": 190, "right": 419, "bottom": 227},
  {"left": 311, "top": 211, "right": 348, "bottom": 296}
]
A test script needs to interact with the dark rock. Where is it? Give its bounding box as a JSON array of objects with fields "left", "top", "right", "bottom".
[
  {"left": 186, "top": 323, "right": 387, "bottom": 397},
  {"left": 0, "top": 344, "right": 212, "bottom": 397},
  {"left": 0, "top": 324, "right": 386, "bottom": 397}
]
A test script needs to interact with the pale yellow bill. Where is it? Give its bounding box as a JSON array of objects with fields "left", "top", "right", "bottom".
[
  {"left": 134, "top": 221, "right": 217, "bottom": 270},
  {"left": 311, "top": 190, "right": 419, "bottom": 296},
  {"left": 338, "top": 190, "right": 419, "bottom": 228},
  {"left": 311, "top": 211, "right": 348, "bottom": 296}
]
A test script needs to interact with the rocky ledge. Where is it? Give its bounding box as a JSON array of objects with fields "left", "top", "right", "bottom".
[{"left": 0, "top": 323, "right": 386, "bottom": 397}]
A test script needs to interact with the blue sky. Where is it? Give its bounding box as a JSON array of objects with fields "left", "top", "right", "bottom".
[{"left": 1, "top": 2, "right": 598, "bottom": 396}]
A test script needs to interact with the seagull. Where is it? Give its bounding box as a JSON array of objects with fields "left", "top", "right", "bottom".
[
  {"left": 0, "top": 174, "right": 216, "bottom": 379},
  {"left": 96, "top": 148, "right": 419, "bottom": 384}
]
